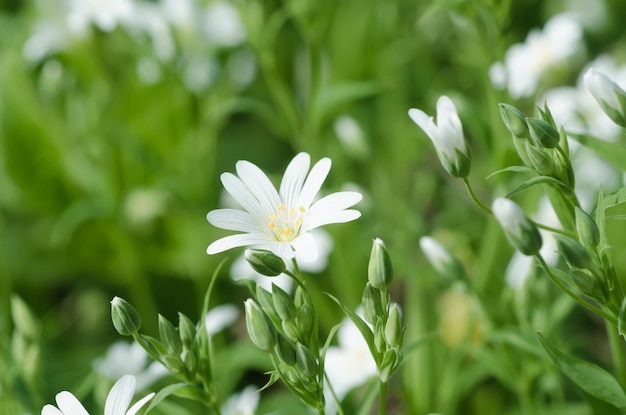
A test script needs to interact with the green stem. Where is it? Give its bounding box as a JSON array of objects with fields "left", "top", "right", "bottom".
[
  {"left": 535, "top": 255, "right": 615, "bottom": 323},
  {"left": 606, "top": 320, "right": 626, "bottom": 389},
  {"left": 463, "top": 178, "right": 492, "bottom": 215},
  {"left": 379, "top": 380, "right": 387, "bottom": 415},
  {"left": 532, "top": 221, "right": 577, "bottom": 238}
]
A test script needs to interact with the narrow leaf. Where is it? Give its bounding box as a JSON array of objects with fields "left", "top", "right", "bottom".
[
  {"left": 485, "top": 165, "right": 537, "bottom": 179},
  {"left": 506, "top": 175, "right": 568, "bottom": 198},
  {"left": 569, "top": 133, "right": 626, "bottom": 171},
  {"left": 537, "top": 332, "right": 626, "bottom": 410}
]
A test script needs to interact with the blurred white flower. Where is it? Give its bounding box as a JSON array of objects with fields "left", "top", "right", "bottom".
[
  {"left": 93, "top": 341, "right": 168, "bottom": 391},
  {"left": 66, "top": 0, "right": 133, "bottom": 36},
  {"left": 202, "top": 1, "right": 246, "bottom": 47},
  {"left": 230, "top": 228, "right": 334, "bottom": 293},
  {"left": 324, "top": 314, "right": 376, "bottom": 413},
  {"left": 490, "top": 13, "right": 582, "bottom": 98},
  {"left": 227, "top": 49, "right": 258, "bottom": 88},
  {"left": 123, "top": 2, "right": 175, "bottom": 61},
  {"left": 160, "top": 0, "right": 197, "bottom": 30},
  {"left": 220, "top": 385, "right": 259, "bottom": 415},
  {"left": 183, "top": 57, "right": 220, "bottom": 93},
  {"left": 124, "top": 188, "right": 168, "bottom": 227},
  {"left": 42, "top": 375, "right": 154, "bottom": 415},
  {"left": 408, "top": 95, "right": 470, "bottom": 177},
  {"left": 206, "top": 152, "right": 361, "bottom": 260},
  {"left": 334, "top": 115, "right": 369, "bottom": 160},
  {"left": 205, "top": 304, "right": 240, "bottom": 337},
  {"left": 23, "top": 21, "right": 69, "bottom": 63}
]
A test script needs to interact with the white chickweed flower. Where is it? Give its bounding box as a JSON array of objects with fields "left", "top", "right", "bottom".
[
  {"left": 408, "top": 96, "right": 470, "bottom": 177},
  {"left": 42, "top": 375, "right": 154, "bottom": 415},
  {"left": 206, "top": 152, "right": 362, "bottom": 260},
  {"left": 583, "top": 67, "right": 626, "bottom": 127},
  {"left": 492, "top": 197, "right": 542, "bottom": 256}
]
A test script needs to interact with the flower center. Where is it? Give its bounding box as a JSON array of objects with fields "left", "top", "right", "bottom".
[{"left": 268, "top": 203, "right": 306, "bottom": 242}]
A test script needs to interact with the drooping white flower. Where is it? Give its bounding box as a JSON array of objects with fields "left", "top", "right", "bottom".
[
  {"left": 489, "top": 13, "right": 582, "bottom": 98},
  {"left": 42, "top": 375, "right": 154, "bottom": 415},
  {"left": 206, "top": 152, "right": 362, "bottom": 260},
  {"left": 324, "top": 314, "right": 377, "bottom": 413},
  {"left": 93, "top": 342, "right": 168, "bottom": 391},
  {"left": 220, "top": 385, "right": 259, "bottom": 415},
  {"left": 408, "top": 96, "right": 470, "bottom": 177},
  {"left": 492, "top": 198, "right": 542, "bottom": 256}
]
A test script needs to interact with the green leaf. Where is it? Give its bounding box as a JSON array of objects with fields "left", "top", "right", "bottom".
[
  {"left": 537, "top": 332, "right": 626, "bottom": 410},
  {"left": 568, "top": 133, "right": 626, "bottom": 171},
  {"left": 619, "top": 297, "right": 626, "bottom": 338},
  {"left": 144, "top": 383, "right": 190, "bottom": 414},
  {"left": 326, "top": 293, "right": 379, "bottom": 366},
  {"left": 506, "top": 175, "right": 568, "bottom": 198},
  {"left": 485, "top": 165, "right": 536, "bottom": 179},
  {"left": 602, "top": 187, "right": 626, "bottom": 210}
]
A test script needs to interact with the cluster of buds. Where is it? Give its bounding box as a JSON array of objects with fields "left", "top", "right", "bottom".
[
  {"left": 242, "top": 250, "right": 325, "bottom": 411},
  {"left": 499, "top": 103, "right": 575, "bottom": 190},
  {"left": 360, "top": 239, "right": 404, "bottom": 383},
  {"left": 110, "top": 297, "right": 216, "bottom": 402}
]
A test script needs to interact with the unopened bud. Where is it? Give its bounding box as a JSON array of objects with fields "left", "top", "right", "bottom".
[
  {"left": 272, "top": 284, "right": 296, "bottom": 321},
  {"left": 244, "top": 299, "right": 276, "bottom": 352},
  {"left": 111, "top": 297, "right": 142, "bottom": 336},
  {"left": 525, "top": 141, "right": 555, "bottom": 175},
  {"left": 526, "top": 118, "right": 560, "bottom": 148},
  {"left": 384, "top": 303, "right": 404, "bottom": 348},
  {"left": 362, "top": 283, "right": 383, "bottom": 324},
  {"left": 584, "top": 68, "right": 626, "bottom": 127},
  {"left": 368, "top": 238, "right": 393, "bottom": 289},
  {"left": 499, "top": 103, "right": 529, "bottom": 138},
  {"left": 419, "top": 236, "right": 465, "bottom": 281},
  {"left": 570, "top": 270, "right": 595, "bottom": 296},
  {"left": 555, "top": 236, "right": 594, "bottom": 270},
  {"left": 245, "top": 249, "right": 286, "bottom": 276},
  {"left": 575, "top": 207, "right": 600, "bottom": 250},
  {"left": 158, "top": 314, "right": 182, "bottom": 355},
  {"left": 178, "top": 313, "right": 196, "bottom": 349},
  {"left": 295, "top": 342, "right": 318, "bottom": 378},
  {"left": 492, "top": 198, "right": 542, "bottom": 256}
]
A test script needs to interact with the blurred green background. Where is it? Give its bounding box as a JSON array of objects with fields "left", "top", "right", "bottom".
[{"left": 2, "top": 0, "right": 626, "bottom": 413}]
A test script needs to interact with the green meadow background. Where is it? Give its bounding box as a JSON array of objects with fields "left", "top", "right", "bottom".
[{"left": 2, "top": 0, "right": 626, "bottom": 413}]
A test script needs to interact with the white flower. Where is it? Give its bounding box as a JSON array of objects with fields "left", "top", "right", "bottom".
[
  {"left": 584, "top": 67, "right": 626, "bottom": 127},
  {"left": 324, "top": 314, "right": 377, "bottom": 413},
  {"left": 408, "top": 96, "right": 470, "bottom": 177},
  {"left": 220, "top": 385, "right": 259, "bottom": 415},
  {"left": 205, "top": 304, "right": 240, "bottom": 337},
  {"left": 202, "top": 1, "right": 246, "bottom": 47},
  {"left": 490, "top": 13, "right": 582, "bottom": 98},
  {"left": 42, "top": 375, "right": 154, "bottom": 415},
  {"left": 93, "top": 342, "right": 168, "bottom": 391},
  {"left": 206, "top": 152, "right": 362, "bottom": 260}
]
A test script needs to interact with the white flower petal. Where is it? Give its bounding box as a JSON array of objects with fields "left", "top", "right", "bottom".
[
  {"left": 279, "top": 152, "right": 310, "bottom": 208},
  {"left": 221, "top": 173, "right": 267, "bottom": 219},
  {"left": 236, "top": 160, "right": 281, "bottom": 210},
  {"left": 291, "top": 232, "right": 318, "bottom": 263},
  {"left": 126, "top": 393, "right": 155, "bottom": 415},
  {"left": 41, "top": 404, "right": 65, "bottom": 415},
  {"left": 206, "top": 304, "right": 240, "bottom": 336},
  {"left": 105, "top": 375, "right": 135, "bottom": 415},
  {"left": 207, "top": 209, "right": 264, "bottom": 233},
  {"left": 55, "top": 392, "right": 89, "bottom": 415},
  {"left": 303, "top": 192, "right": 362, "bottom": 230},
  {"left": 207, "top": 233, "right": 271, "bottom": 254},
  {"left": 271, "top": 241, "right": 296, "bottom": 259},
  {"left": 407, "top": 108, "right": 433, "bottom": 138},
  {"left": 296, "top": 157, "right": 332, "bottom": 208}
]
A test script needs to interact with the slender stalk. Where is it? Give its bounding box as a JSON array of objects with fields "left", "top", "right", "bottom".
[
  {"left": 606, "top": 320, "right": 626, "bottom": 389},
  {"left": 532, "top": 221, "right": 578, "bottom": 238},
  {"left": 535, "top": 255, "right": 615, "bottom": 323},
  {"left": 463, "top": 178, "right": 492, "bottom": 215},
  {"left": 379, "top": 380, "right": 387, "bottom": 415}
]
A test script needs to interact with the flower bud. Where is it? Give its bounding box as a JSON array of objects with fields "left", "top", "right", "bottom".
[
  {"left": 368, "top": 238, "right": 393, "bottom": 289},
  {"left": 361, "top": 283, "right": 383, "bottom": 324},
  {"left": 276, "top": 334, "right": 297, "bottom": 366},
  {"left": 526, "top": 118, "right": 560, "bottom": 148},
  {"left": 295, "top": 342, "right": 318, "bottom": 378},
  {"left": 575, "top": 207, "right": 600, "bottom": 250},
  {"left": 272, "top": 283, "right": 296, "bottom": 321},
  {"left": 499, "top": 103, "right": 529, "bottom": 138},
  {"left": 525, "top": 141, "right": 555, "bottom": 175},
  {"left": 158, "top": 314, "right": 182, "bottom": 355},
  {"left": 555, "top": 236, "right": 594, "bottom": 270},
  {"left": 296, "top": 303, "right": 313, "bottom": 335},
  {"left": 569, "top": 270, "right": 595, "bottom": 296},
  {"left": 256, "top": 285, "right": 278, "bottom": 319},
  {"left": 379, "top": 349, "right": 400, "bottom": 383},
  {"left": 245, "top": 249, "right": 286, "bottom": 276},
  {"left": 384, "top": 303, "right": 404, "bottom": 348},
  {"left": 584, "top": 68, "right": 626, "bottom": 127},
  {"left": 282, "top": 320, "right": 301, "bottom": 342},
  {"left": 492, "top": 198, "right": 542, "bottom": 256},
  {"left": 178, "top": 313, "right": 197, "bottom": 349},
  {"left": 244, "top": 299, "right": 276, "bottom": 352},
  {"left": 419, "top": 236, "right": 465, "bottom": 281},
  {"left": 111, "top": 296, "right": 142, "bottom": 336}
]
